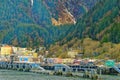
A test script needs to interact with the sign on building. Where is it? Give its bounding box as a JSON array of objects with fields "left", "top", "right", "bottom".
[{"left": 105, "top": 60, "right": 115, "bottom": 67}]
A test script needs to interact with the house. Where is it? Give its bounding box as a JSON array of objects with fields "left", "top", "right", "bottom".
[
  {"left": 68, "top": 50, "right": 78, "bottom": 58},
  {"left": 33, "top": 53, "right": 38, "bottom": 58}
]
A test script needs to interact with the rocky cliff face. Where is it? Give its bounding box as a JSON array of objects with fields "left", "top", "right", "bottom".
[{"left": 44, "top": 0, "right": 99, "bottom": 25}]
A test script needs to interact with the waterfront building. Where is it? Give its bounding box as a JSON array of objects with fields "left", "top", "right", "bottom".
[
  {"left": 62, "top": 58, "right": 74, "bottom": 64},
  {"left": 54, "top": 58, "right": 62, "bottom": 64},
  {"left": 54, "top": 64, "right": 71, "bottom": 72},
  {"left": 18, "top": 56, "right": 33, "bottom": 62},
  {"left": 12, "top": 47, "right": 18, "bottom": 53},
  {"left": 18, "top": 47, "right": 27, "bottom": 51},
  {"left": 0, "top": 45, "right": 13, "bottom": 56}
]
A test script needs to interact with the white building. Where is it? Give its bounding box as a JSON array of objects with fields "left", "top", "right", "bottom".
[{"left": 68, "top": 50, "right": 78, "bottom": 58}]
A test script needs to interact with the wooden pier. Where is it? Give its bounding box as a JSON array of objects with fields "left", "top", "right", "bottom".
[{"left": 0, "top": 61, "right": 119, "bottom": 80}]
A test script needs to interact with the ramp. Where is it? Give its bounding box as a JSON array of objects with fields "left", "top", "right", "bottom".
[{"left": 113, "top": 66, "right": 120, "bottom": 73}]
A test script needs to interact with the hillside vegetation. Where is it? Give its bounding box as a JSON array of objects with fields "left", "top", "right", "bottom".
[
  {"left": 0, "top": 0, "right": 98, "bottom": 48},
  {"left": 63, "top": 0, "right": 120, "bottom": 44},
  {"left": 47, "top": 0, "right": 120, "bottom": 59},
  {"left": 48, "top": 38, "right": 120, "bottom": 60},
  {"left": 0, "top": 0, "right": 120, "bottom": 60}
]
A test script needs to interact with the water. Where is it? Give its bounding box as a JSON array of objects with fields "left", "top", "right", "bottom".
[
  {"left": 0, "top": 69, "right": 88, "bottom": 80},
  {"left": 0, "top": 69, "right": 120, "bottom": 80}
]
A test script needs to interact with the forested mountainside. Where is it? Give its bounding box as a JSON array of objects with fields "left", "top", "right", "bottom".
[
  {"left": 0, "top": 0, "right": 98, "bottom": 48},
  {"left": 60, "top": 0, "right": 120, "bottom": 44},
  {"left": 0, "top": 0, "right": 120, "bottom": 59},
  {"left": 47, "top": 0, "right": 120, "bottom": 59}
]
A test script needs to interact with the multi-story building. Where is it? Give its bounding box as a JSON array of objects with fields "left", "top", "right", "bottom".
[{"left": 0, "top": 45, "right": 13, "bottom": 56}]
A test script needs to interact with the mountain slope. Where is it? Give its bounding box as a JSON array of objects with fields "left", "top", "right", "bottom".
[
  {"left": 62, "top": 0, "right": 120, "bottom": 44},
  {"left": 0, "top": 0, "right": 99, "bottom": 48},
  {"left": 47, "top": 0, "right": 120, "bottom": 59}
]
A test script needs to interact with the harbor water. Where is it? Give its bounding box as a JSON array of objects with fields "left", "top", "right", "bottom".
[
  {"left": 0, "top": 69, "right": 88, "bottom": 80},
  {"left": 0, "top": 69, "right": 120, "bottom": 80}
]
